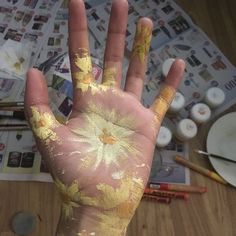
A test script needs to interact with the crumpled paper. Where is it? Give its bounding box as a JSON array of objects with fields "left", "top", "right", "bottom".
[{"left": 0, "top": 39, "right": 33, "bottom": 77}]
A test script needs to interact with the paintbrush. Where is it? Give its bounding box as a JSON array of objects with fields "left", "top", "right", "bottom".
[{"left": 194, "top": 149, "right": 236, "bottom": 164}]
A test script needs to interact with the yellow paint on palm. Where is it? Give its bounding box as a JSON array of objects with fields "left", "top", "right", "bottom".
[
  {"left": 74, "top": 48, "right": 92, "bottom": 73},
  {"left": 69, "top": 103, "right": 140, "bottom": 169},
  {"left": 54, "top": 178, "right": 97, "bottom": 220},
  {"left": 96, "top": 176, "right": 144, "bottom": 210},
  {"left": 93, "top": 176, "right": 144, "bottom": 235},
  {"left": 74, "top": 49, "right": 94, "bottom": 92},
  {"left": 29, "top": 106, "right": 60, "bottom": 144},
  {"left": 102, "top": 67, "right": 117, "bottom": 87},
  {"left": 152, "top": 85, "right": 176, "bottom": 125},
  {"left": 74, "top": 48, "right": 113, "bottom": 95},
  {"left": 132, "top": 24, "right": 152, "bottom": 63},
  {"left": 54, "top": 178, "right": 80, "bottom": 220}
]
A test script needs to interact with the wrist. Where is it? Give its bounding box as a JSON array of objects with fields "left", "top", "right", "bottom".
[{"left": 56, "top": 206, "right": 129, "bottom": 236}]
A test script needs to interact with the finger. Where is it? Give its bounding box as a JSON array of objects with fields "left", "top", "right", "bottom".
[
  {"left": 25, "top": 68, "right": 61, "bottom": 145},
  {"left": 125, "top": 17, "right": 153, "bottom": 99},
  {"left": 68, "top": 0, "right": 94, "bottom": 101},
  {"left": 102, "top": 0, "right": 128, "bottom": 87},
  {"left": 151, "top": 59, "right": 186, "bottom": 126}
]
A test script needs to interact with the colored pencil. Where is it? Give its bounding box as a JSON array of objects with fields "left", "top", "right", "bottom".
[
  {"left": 142, "top": 194, "right": 171, "bottom": 204},
  {"left": 0, "top": 102, "right": 24, "bottom": 107},
  {"left": 144, "top": 188, "right": 189, "bottom": 200},
  {"left": 149, "top": 183, "right": 207, "bottom": 194},
  {"left": 175, "top": 155, "right": 228, "bottom": 185}
]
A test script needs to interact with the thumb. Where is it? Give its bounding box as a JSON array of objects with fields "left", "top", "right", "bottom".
[{"left": 24, "top": 68, "right": 60, "bottom": 145}]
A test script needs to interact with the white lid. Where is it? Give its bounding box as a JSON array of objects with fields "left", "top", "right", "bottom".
[
  {"left": 169, "top": 92, "right": 185, "bottom": 113},
  {"left": 176, "top": 119, "right": 198, "bottom": 141},
  {"left": 205, "top": 87, "right": 225, "bottom": 108},
  {"left": 190, "top": 103, "right": 211, "bottom": 124},
  {"left": 156, "top": 126, "right": 172, "bottom": 148},
  {"left": 162, "top": 58, "right": 175, "bottom": 77}
]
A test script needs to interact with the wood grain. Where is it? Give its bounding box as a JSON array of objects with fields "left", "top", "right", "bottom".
[{"left": 0, "top": 1, "right": 236, "bottom": 235}]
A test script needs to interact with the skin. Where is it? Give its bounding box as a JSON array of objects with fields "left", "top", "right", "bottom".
[{"left": 24, "top": 0, "right": 185, "bottom": 235}]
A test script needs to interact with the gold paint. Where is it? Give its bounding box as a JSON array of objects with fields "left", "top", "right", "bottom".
[
  {"left": 90, "top": 176, "right": 144, "bottom": 235},
  {"left": 54, "top": 178, "right": 80, "bottom": 220},
  {"left": 13, "top": 57, "right": 25, "bottom": 71},
  {"left": 96, "top": 176, "right": 144, "bottom": 210},
  {"left": 74, "top": 48, "right": 92, "bottom": 72},
  {"left": 132, "top": 24, "right": 152, "bottom": 63},
  {"left": 102, "top": 67, "right": 117, "bottom": 87},
  {"left": 54, "top": 178, "right": 97, "bottom": 220},
  {"left": 74, "top": 71, "right": 113, "bottom": 95},
  {"left": 79, "top": 156, "right": 96, "bottom": 169},
  {"left": 99, "top": 128, "right": 117, "bottom": 145},
  {"left": 152, "top": 97, "right": 169, "bottom": 117},
  {"left": 69, "top": 103, "right": 139, "bottom": 169},
  {"left": 152, "top": 85, "right": 176, "bottom": 124},
  {"left": 29, "top": 106, "right": 60, "bottom": 144},
  {"left": 74, "top": 48, "right": 95, "bottom": 93},
  {"left": 158, "top": 85, "right": 176, "bottom": 103}
]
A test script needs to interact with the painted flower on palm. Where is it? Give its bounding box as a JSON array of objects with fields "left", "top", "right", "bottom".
[
  {"left": 54, "top": 178, "right": 81, "bottom": 220},
  {"left": 74, "top": 49, "right": 110, "bottom": 94},
  {"left": 69, "top": 103, "right": 140, "bottom": 169},
  {"left": 54, "top": 178, "right": 98, "bottom": 220},
  {"left": 91, "top": 175, "right": 144, "bottom": 235},
  {"left": 29, "top": 106, "right": 60, "bottom": 144}
]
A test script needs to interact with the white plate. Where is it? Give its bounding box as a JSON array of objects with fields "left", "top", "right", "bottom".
[{"left": 207, "top": 112, "right": 236, "bottom": 187}]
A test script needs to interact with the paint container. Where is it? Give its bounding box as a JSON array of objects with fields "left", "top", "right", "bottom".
[
  {"left": 190, "top": 103, "right": 211, "bottom": 124},
  {"left": 204, "top": 87, "right": 225, "bottom": 109},
  {"left": 156, "top": 126, "right": 172, "bottom": 148},
  {"left": 168, "top": 92, "right": 185, "bottom": 114},
  {"left": 175, "top": 119, "right": 198, "bottom": 142},
  {"left": 162, "top": 58, "right": 175, "bottom": 77}
]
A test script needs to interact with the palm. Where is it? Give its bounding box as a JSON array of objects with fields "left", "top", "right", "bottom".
[{"left": 55, "top": 87, "right": 156, "bottom": 187}]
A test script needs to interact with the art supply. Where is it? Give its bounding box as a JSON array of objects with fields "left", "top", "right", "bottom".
[
  {"left": 142, "top": 194, "right": 171, "bottom": 204},
  {"left": 0, "top": 102, "right": 24, "bottom": 108},
  {"left": 156, "top": 126, "right": 172, "bottom": 148},
  {"left": 162, "top": 58, "right": 175, "bottom": 77},
  {"left": 195, "top": 149, "right": 236, "bottom": 164},
  {"left": 0, "top": 110, "right": 25, "bottom": 120},
  {"left": 174, "top": 155, "right": 228, "bottom": 185},
  {"left": 149, "top": 183, "right": 207, "bottom": 194},
  {"left": 0, "top": 124, "right": 29, "bottom": 131},
  {"left": 168, "top": 91, "right": 185, "bottom": 114},
  {"left": 144, "top": 188, "right": 189, "bottom": 200},
  {"left": 175, "top": 118, "right": 198, "bottom": 142},
  {"left": 190, "top": 103, "right": 211, "bottom": 124},
  {"left": 204, "top": 87, "right": 225, "bottom": 109}
]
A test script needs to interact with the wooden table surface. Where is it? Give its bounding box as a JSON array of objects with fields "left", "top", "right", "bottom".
[{"left": 1, "top": 0, "right": 236, "bottom": 235}]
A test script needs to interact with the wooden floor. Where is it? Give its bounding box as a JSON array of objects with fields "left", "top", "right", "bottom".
[{"left": 0, "top": 0, "right": 236, "bottom": 235}]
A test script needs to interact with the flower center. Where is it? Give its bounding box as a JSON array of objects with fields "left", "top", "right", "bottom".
[
  {"left": 99, "top": 128, "right": 117, "bottom": 145},
  {"left": 82, "top": 73, "right": 93, "bottom": 84}
]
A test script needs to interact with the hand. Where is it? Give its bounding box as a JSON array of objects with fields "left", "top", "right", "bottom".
[{"left": 24, "top": 0, "right": 185, "bottom": 235}]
